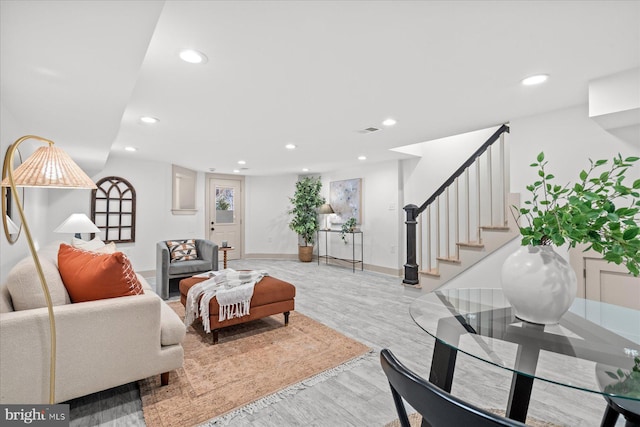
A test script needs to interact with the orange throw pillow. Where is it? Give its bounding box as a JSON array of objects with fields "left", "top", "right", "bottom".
[{"left": 58, "top": 243, "right": 144, "bottom": 303}]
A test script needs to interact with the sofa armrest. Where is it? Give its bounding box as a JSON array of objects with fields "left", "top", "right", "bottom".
[
  {"left": 197, "top": 239, "right": 219, "bottom": 271},
  {"left": 156, "top": 242, "right": 171, "bottom": 299},
  {"left": 0, "top": 293, "right": 179, "bottom": 403}
]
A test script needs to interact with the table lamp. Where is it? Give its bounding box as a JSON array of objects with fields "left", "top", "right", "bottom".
[
  {"left": 54, "top": 213, "right": 100, "bottom": 239},
  {"left": 1, "top": 135, "right": 97, "bottom": 404},
  {"left": 319, "top": 203, "right": 334, "bottom": 230}
]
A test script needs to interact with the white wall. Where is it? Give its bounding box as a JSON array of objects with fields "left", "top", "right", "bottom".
[
  {"left": 589, "top": 67, "right": 640, "bottom": 118},
  {"left": 402, "top": 126, "right": 499, "bottom": 206},
  {"left": 242, "top": 160, "right": 405, "bottom": 271},
  {"left": 320, "top": 160, "right": 402, "bottom": 271},
  {"left": 510, "top": 104, "right": 639, "bottom": 201},
  {"left": 244, "top": 174, "right": 299, "bottom": 256},
  {"left": 45, "top": 153, "right": 206, "bottom": 273}
]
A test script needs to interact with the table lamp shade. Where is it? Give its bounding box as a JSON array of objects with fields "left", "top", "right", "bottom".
[
  {"left": 1, "top": 145, "right": 96, "bottom": 189},
  {"left": 319, "top": 203, "right": 335, "bottom": 214},
  {"left": 54, "top": 213, "right": 100, "bottom": 234}
]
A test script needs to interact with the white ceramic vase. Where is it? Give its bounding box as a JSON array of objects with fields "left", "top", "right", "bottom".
[{"left": 501, "top": 245, "right": 577, "bottom": 325}]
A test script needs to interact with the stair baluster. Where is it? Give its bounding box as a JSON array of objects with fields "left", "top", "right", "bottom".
[{"left": 403, "top": 124, "right": 513, "bottom": 286}]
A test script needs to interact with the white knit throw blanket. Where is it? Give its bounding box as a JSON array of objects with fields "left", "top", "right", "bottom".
[{"left": 184, "top": 269, "right": 268, "bottom": 333}]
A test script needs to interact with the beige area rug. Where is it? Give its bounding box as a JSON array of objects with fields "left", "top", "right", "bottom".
[
  {"left": 383, "top": 410, "right": 560, "bottom": 427},
  {"left": 139, "top": 301, "right": 371, "bottom": 427}
]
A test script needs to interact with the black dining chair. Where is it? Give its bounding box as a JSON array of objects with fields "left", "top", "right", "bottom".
[
  {"left": 601, "top": 396, "right": 640, "bottom": 427},
  {"left": 380, "top": 349, "right": 527, "bottom": 427}
]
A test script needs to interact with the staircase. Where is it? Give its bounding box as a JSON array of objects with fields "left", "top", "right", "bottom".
[{"left": 403, "top": 124, "right": 519, "bottom": 291}]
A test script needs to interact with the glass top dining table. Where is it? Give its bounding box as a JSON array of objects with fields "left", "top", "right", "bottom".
[{"left": 410, "top": 288, "right": 640, "bottom": 422}]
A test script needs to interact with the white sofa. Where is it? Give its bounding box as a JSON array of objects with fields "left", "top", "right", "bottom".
[{"left": 0, "top": 242, "right": 186, "bottom": 404}]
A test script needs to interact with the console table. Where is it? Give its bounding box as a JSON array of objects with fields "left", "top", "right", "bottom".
[
  {"left": 218, "top": 246, "right": 234, "bottom": 269},
  {"left": 317, "top": 229, "right": 363, "bottom": 272}
]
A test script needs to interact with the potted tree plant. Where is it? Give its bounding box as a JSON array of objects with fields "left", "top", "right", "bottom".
[
  {"left": 502, "top": 152, "right": 640, "bottom": 324},
  {"left": 288, "top": 177, "right": 325, "bottom": 262}
]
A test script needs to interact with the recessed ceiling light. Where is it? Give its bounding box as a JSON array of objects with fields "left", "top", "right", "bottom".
[
  {"left": 358, "top": 155, "right": 367, "bottom": 161},
  {"left": 382, "top": 118, "right": 397, "bottom": 127},
  {"left": 302, "top": 168, "right": 309, "bottom": 172},
  {"left": 140, "top": 116, "right": 159, "bottom": 124},
  {"left": 233, "top": 169, "right": 240, "bottom": 173},
  {"left": 238, "top": 160, "right": 246, "bottom": 165},
  {"left": 179, "top": 49, "right": 208, "bottom": 64},
  {"left": 124, "top": 146, "right": 137, "bottom": 152},
  {"left": 521, "top": 74, "right": 549, "bottom": 86},
  {"left": 285, "top": 144, "right": 297, "bottom": 150}
]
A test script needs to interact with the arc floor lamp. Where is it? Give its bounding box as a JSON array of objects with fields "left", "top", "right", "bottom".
[{"left": 1, "top": 135, "right": 97, "bottom": 404}]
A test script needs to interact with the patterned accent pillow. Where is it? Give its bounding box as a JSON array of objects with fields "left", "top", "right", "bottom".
[
  {"left": 57, "top": 243, "right": 144, "bottom": 303},
  {"left": 166, "top": 239, "right": 199, "bottom": 262}
]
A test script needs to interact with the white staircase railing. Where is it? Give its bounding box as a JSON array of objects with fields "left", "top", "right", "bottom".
[{"left": 403, "top": 124, "right": 514, "bottom": 287}]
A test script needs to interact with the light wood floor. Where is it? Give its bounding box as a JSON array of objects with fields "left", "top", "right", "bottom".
[{"left": 68, "top": 259, "right": 618, "bottom": 426}]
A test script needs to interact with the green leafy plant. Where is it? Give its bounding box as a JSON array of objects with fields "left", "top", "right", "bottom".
[
  {"left": 604, "top": 356, "right": 640, "bottom": 399},
  {"left": 513, "top": 152, "right": 640, "bottom": 276},
  {"left": 340, "top": 217, "right": 357, "bottom": 243},
  {"left": 288, "top": 177, "right": 325, "bottom": 246},
  {"left": 216, "top": 196, "right": 230, "bottom": 211}
]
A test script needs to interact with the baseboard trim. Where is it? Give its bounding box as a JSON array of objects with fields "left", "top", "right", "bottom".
[
  {"left": 141, "top": 254, "right": 403, "bottom": 278},
  {"left": 365, "top": 264, "right": 402, "bottom": 277},
  {"left": 243, "top": 253, "right": 299, "bottom": 260}
]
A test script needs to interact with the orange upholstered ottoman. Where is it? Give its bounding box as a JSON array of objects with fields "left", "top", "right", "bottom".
[{"left": 179, "top": 275, "right": 296, "bottom": 344}]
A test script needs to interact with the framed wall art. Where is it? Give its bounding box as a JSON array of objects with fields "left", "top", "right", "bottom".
[{"left": 330, "top": 178, "right": 362, "bottom": 224}]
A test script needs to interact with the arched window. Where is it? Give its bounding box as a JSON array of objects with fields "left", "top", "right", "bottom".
[{"left": 91, "top": 176, "right": 136, "bottom": 243}]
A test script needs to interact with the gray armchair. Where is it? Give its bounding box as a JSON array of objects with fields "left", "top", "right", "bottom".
[{"left": 156, "top": 239, "right": 219, "bottom": 300}]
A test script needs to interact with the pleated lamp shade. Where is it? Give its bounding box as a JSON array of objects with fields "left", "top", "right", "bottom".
[{"left": 0, "top": 145, "right": 96, "bottom": 189}]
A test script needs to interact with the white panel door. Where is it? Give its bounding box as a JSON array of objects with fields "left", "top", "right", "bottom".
[
  {"left": 570, "top": 243, "right": 640, "bottom": 310},
  {"left": 208, "top": 178, "right": 241, "bottom": 261}
]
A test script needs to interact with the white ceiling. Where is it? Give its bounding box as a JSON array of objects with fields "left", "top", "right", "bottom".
[{"left": 2, "top": 0, "right": 639, "bottom": 176}]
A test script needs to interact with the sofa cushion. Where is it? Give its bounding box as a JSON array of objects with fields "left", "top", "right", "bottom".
[
  {"left": 93, "top": 242, "right": 117, "bottom": 254},
  {"left": 58, "top": 244, "right": 144, "bottom": 303},
  {"left": 6, "top": 251, "right": 71, "bottom": 311},
  {"left": 72, "top": 237, "right": 117, "bottom": 254},
  {"left": 168, "top": 259, "right": 212, "bottom": 276},
  {"left": 166, "top": 239, "right": 198, "bottom": 262},
  {"left": 72, "top": 236, "right": 106, "bottom": 251}
]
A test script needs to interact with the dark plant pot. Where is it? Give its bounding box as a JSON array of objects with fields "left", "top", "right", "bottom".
[{"left": 298, "top": 245, "right": 313, "bottom": 262}]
